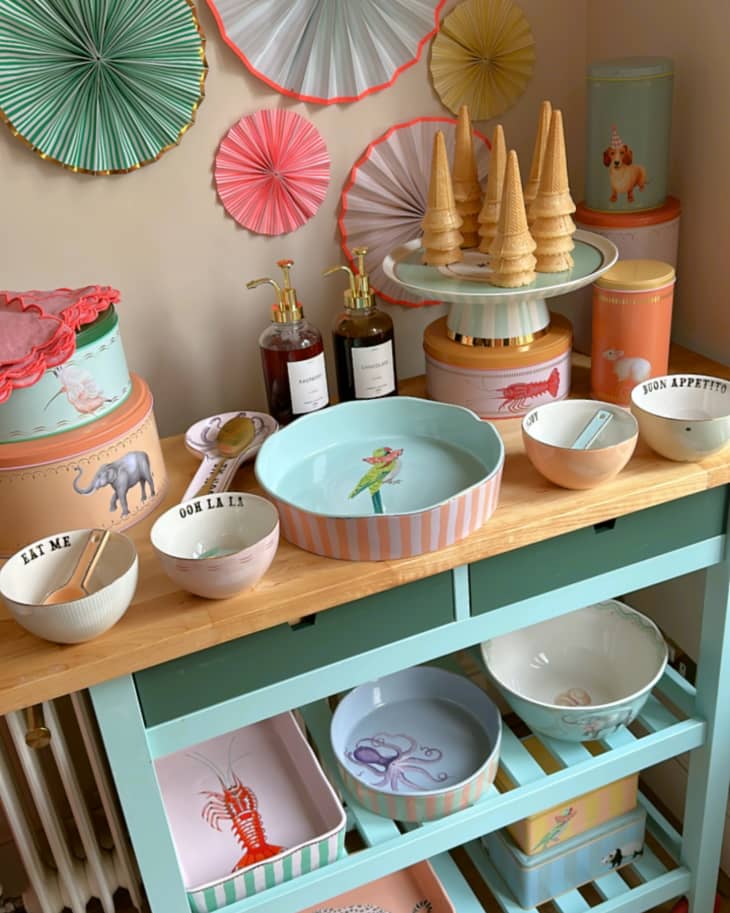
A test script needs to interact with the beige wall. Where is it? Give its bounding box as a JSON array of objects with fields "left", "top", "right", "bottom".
[
  {"left": 588, "top": 0, "right": 730, "bottom": 368},
  {"left": 0, "top": 0, "right": 587, "bottom": 437}
]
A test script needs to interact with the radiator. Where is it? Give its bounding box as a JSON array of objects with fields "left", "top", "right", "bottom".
[{"left": 0, "top": 692, "right": 142, "bottom": 913}]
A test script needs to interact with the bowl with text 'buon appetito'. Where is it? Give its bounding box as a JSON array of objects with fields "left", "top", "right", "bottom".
[
  {"left": 0, "top": 528, "right": 138, "bottom": 643},
  {"left": 630, "top": 373, "right": 730, "bottom": 461},
  {"left": 150, "top": 493, "right": 279, "bottom": 599},
  {"left": 254, "top": 397, "right": 504, "bottom": 561},
  {"left": 330, "top": 665, "right": 502, "bottom": 821},
  {"left": 480, "top": 600, "right": 667, "bottom": 742}
]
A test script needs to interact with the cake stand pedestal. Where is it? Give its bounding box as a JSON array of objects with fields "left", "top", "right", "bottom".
[{"left": 382, "top": 229, "right": 619, "bottom": 345}]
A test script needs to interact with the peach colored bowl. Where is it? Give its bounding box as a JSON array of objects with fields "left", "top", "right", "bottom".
[
  {"left": 522, "top": 399, "right": 638, "bottom": 490},
  {"left": 150, "top": 493, "right": 279, "bottom": 600}
]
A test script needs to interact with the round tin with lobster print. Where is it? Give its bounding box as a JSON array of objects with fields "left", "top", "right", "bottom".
[
  {"left": 0, "top": 374, "right": 167, "bottom": 557},
  {"left": 424, "top": 313, "right": 572, "bottom": 419}
]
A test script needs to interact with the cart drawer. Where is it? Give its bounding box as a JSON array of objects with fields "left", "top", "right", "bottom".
[
  {"left": 135, "top": 571, "right": 454, "bottom": 726},
  {"left": 470, "top": 487, "right": 728, "bottom": 614}
]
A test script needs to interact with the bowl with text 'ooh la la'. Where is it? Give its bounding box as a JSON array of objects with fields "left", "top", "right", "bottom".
[
  {"left": 330, "top": 665, "right": 502, "bottom": 822},
  {"left": 480, "top": 600, "right": 668, "bottom": 742},
  {"left": 522, "top": 399, "right": 638, "bottom": 489},
  {"left": 0, "top": 529, "right": 138, "bottom": 643},
  {"left": 150, "top": 493, "right": 279, "bottom": 599},
  {"left": 630, "top": 374, "right": 730, "bottom": 461}
]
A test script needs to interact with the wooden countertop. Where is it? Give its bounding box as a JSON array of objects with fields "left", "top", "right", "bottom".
[{"left": 1, "top": 345, "right": 728, "bottom": 715}]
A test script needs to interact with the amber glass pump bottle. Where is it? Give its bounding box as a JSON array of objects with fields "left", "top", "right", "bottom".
[
  {"left": 325, "top": 247, "right": 397, "bottom": 402},
  {"left": 247, "top": 259, "right": 329, "bottom": 426}
]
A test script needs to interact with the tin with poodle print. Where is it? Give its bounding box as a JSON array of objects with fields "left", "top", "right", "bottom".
[
  {"left": 591, "top": 260, "right": 675, "bottom": 406},
  {"left": 585, "top": 57, "right": 673, "bottom": 213}
]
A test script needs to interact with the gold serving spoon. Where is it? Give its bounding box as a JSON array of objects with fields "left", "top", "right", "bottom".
[
  {"left": 195, "top": 414, "right": 256, "bottom": 497},
  {"left": 41, "top": 528, "right": 110, "bottom": 605}
]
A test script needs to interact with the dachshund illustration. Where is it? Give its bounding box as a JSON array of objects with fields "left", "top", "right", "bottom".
[{"left": 603, "top": 138, "right": 647, "bottom": 204}]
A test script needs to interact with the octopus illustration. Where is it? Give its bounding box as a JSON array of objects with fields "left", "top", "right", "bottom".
[{"left": 346, "top": 732, "right": 449, "bottom": 792}]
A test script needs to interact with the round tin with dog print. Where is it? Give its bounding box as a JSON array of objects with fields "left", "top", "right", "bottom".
[
  {"left": 585, "top": 57, "right": 673, "bottom": 213},
  {"left": 591, "top": 260, "right": 676, "bottom": 406}
]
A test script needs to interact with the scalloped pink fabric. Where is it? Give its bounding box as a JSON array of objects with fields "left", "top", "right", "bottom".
[
  {"left": 0, "top": 307, "right": 76, "bottom": 404},
  {"left": 1, "top": 285, "right": 120, "bottom": 331}
]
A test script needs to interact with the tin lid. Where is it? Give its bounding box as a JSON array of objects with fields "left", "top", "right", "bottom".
[
  {"left": 0, "top": 373, "right": 151, "bottom": 469},
  {"left": 423, "top": 313, "right": 572, "bottom": 369},
  {"left": 588, "top": 56, "right": 674, "bottom": 80},
  {"left": 576, "top": 196, "right": 680, "bottom": 229},
  {"left": 594, "top": 259, "right": 676, "bottom": 291}
]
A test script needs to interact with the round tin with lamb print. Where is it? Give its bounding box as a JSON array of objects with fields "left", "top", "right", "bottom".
[
  {"left": 423, "top": 313, "right": 572, "bottom": 419},
  {"left": 585, "top": 57, "right": 674, "bottom": 212},
  {"left": 0, "top": 306, "right": 132, "bottom": 443}
]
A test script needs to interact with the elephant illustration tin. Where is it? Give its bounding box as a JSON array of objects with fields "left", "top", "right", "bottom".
[
  {"left": 0, "top": 374, "right": 167, "bottom": 557},
  {"left": 73, "top": 451, "right": 155, "bottom": 517}
]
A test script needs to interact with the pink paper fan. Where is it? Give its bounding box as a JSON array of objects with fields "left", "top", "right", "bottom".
[
  {"left": 339, "top": 117, "right": 491, "bottom": 306},
  {"left": 215, "top": 109, "right": 331, "bottom": 236},
  {"left": 1, "top": 286, "right": 120, "bottom": 331}
]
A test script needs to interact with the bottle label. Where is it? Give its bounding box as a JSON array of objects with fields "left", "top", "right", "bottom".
[
  {"left": 352, "top": 340, "right": 396, "bottom": 399},
  {"left": 287, "top": 352, "right": 329, "bottom": 415}
]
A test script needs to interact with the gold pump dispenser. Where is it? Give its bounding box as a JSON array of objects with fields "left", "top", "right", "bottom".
[
  {"left": 323, "top": 247, "right": 374, "bottom": 311},
  {"left": 246, "top": 259, "right": 303, "bottom": 323},
  {"left": 246, "top": 258, "right": 328, "bottom": 426},
  {"left": 326, "top": 246, "right": 397, "bottom": 402}
]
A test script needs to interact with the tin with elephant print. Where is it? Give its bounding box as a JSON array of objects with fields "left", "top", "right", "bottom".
[{"left": 0, "top": 373, "right": 167, "bottom": 557}]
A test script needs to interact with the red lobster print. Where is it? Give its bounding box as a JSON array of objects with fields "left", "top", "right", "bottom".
[
  {"left": 497, "top": 367, "right": 561, "bottom": 414},
  {"left": 191, "top": 749, "right": 283, "bottom": 873}
]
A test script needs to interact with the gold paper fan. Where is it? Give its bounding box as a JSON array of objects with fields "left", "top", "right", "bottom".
[{"left": 430, "top": 0, "right": 536, "bottom": 121}]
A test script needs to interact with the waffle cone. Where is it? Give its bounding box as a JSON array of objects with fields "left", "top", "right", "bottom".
[
  {"left": 536, "top": 251, "right": 574, "bottom": 272},
  {"left": 490, "top": 252, "right": 537, "bottom": 274},
  {"left": 530, "top": 109, "right": 576, "bottom": 220},
  {"left": 489, "top": 150, "right": 536, "bottom": 259},
  {"left": 423, "top": 246, "right": 464, "bottom": 266},
  {"left": 533, "top": 234, "right": 575, "bottom": 255},
  {"left": 489, "top": 268, "right": 537, "bottom": 288},
  {"left": 453, "top": 106, "right": 481, "bottom": 203},
  {"left": 531, "top": 213, "right": 576, "bottom": 239},
  {"left": 478, "top": 222, "right": 498, "bottom": 253},
  {"left": 422, "top": 130, "right": 462, "bottom": 234},
  {"left": 422, "top": 227, "right": 465, "bottom": 251},
  {"left": 524, "top": 100, "right": 552, "bottom": 210}
]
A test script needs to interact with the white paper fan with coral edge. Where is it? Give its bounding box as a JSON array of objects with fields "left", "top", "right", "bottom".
[
  {"left": 207, "top": 0, "right": 446, "bottom": 104},
  {"left": 430, "top": 0, "right": 535, "bottom": 121},
  {"left": 339, "top": 117, "right": 491, "bottom": 307}
]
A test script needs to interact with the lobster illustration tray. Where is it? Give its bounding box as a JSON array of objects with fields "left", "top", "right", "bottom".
[
  {"left": 254, "top": 397, "right": 504, "bottom": 561},
  {"left": 296, "top": 860, "right": 456, "bottom": 913},
  {"left": 154, "top": 712, "right": 346, "bottom": 913}
]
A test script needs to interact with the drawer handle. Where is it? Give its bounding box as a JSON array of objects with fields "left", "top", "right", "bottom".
[
  {"left": 593, "top": 518, "right": 617, "bottom": 533},
  {"left": 288, "top": 614, "right": 317, "bottom": 630}
]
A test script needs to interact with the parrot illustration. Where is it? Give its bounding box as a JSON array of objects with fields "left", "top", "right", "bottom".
[
  {"left": 531, "top": 807, "right": 577, "bottom": 853},
  {"left": 349, "top": 446, "right": 404, "bottom": 515}
]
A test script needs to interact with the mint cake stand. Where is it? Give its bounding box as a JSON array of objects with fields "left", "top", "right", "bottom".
[{"left": 382, "top": 230, "right": 618, "bottom": 344}]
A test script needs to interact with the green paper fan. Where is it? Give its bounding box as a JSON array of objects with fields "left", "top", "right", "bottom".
[{"left": 0, "top": 0, "right": 207, "bottom": 174}]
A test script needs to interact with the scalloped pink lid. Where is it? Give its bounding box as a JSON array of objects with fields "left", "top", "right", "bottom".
[
  {"left": 0, "top": 285, "right": 120, "bottom": 331},
  {"left": 0, "top": 308, "right": 75, "bottom": 403}
]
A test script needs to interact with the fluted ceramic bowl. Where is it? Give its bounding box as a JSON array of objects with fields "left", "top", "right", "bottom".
[
  {"left": 330, "top": 665, "right": 502, "bottom": 821},
  {"left": 0, "top": 528, "right": 138, "bottom": 643},
  {"left": 480, "top": 600, "right": 667, "bottom": 742}
]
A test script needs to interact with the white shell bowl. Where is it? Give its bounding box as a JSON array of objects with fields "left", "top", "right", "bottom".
[
  {"left": 480, "top": 600, "right": 667, "bottom": 742},
  {"left": 630, "top": 374, "right": 730, "bottom": 461},
  {"left": 522, "top": 399, "right": 638, "bottom": 489},
  {"left": 150, "top": 493, "right": 279, "bottom": 599},
  {"left": 0, "top": 528, "right": 138, "bottom": 643}
]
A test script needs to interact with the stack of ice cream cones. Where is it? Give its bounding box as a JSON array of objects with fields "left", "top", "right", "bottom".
[
  {"left": 452, "top": 106, "right": 482, "bottom": 249},
  {"left": 488, "top": 150, "right": 536, "bottom": 288},
  {"left": 422, "top": 130, "right": 464, "bottom": 266},
  {"left": 478, "top": 125, "right": 507, "bottom": 255},
  {"left": 530, "top": 109, "right": 576, "bottom": 273}
]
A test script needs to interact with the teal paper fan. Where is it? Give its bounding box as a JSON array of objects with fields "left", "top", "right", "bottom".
[{"left": 0, "top": 0, "right": 207, "bottom": 174}]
